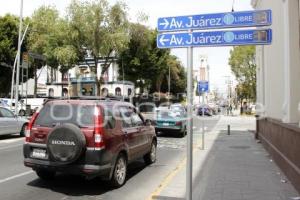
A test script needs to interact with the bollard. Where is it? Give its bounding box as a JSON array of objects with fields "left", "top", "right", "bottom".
[
  {"left": 255, "top": 114, "right": 260, "bottom": 139},
  {"left": 227, "top": 125, "right": 230, "bottom": 135},
  {"left": 298, "top": 102, "right": 300, "bottom": 127}
]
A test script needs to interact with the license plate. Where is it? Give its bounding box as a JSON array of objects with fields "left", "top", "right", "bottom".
[
  {"left": 31, "top": 148, "right": 46, "bottom": 159},
  {"left": 163, "top": 123, "right": 169, "bottom": 126}
]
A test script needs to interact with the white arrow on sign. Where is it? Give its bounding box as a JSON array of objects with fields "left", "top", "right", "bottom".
[
  {"left": 159, "top": 35, "right": 170, "bottom": 46},
  {"left": 159, "top": 18, "right": 169, "bottom": 29}
]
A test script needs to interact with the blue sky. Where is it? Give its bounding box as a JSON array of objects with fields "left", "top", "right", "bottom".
[{"left": 0, "top": 0, "right": 253, "bottom": 93}]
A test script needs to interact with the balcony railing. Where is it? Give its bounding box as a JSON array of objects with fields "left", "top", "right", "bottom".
[{"left": 70, "top": 77, "right": 96, "bottom": 83}]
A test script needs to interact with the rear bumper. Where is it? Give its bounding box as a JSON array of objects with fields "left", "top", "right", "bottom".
[
  {"left": 155, "top": 126, "right": 181, "bottom": 130},
  {"left": 24, "top": 158, "right": 111, "bottom": 177},
  {"left": 197, "top": 112, "right": 212, "bottom": 116},
  {"left": 155, "top": 126, "right": 183, "bottom": 133},
  {"left": 23, "top": 143, "right": 112, "bottom": 178}
]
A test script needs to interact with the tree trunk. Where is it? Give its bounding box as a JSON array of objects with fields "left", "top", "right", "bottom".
[
  {"left": 99, "top": 61, "right": 112, "bottom": 96},
  {"left": 99, "top": 66, "right": 109, "bottom": 96},
  {"left": 94, "top": 50, "right": 113, "bottom": 97},
  {"left": 97, "top": 78, "right": 102, "bottom": 96},
  {"left": 61, "top": 72, "right": 64, "bottom": 97},
  {"left": 94, "top": 57, "right": 100, "bottom": 96}
]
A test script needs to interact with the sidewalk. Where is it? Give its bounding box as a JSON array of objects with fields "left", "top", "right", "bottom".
[{"left": 153, "top": 116, "right": 299, "bottom": 200}]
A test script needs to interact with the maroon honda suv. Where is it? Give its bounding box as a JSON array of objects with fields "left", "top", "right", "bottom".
[{"left": 23, "top": 98, "right": 157, "bottom": 187}]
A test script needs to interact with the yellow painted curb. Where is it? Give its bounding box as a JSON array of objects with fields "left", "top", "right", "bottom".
[{"left": 146, "top": 140, "right": 203, "bottom": 200}]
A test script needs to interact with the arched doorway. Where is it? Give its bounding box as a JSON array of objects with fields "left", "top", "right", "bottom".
[
  {"left": 115, "top": 87, "right": 121, "bottom": 96},
  {"left": 128, "top": 88, "right": 132, "bottom": 96},
  {"left": 49, "top": 88, "right": 54, "bottom": 97},
  {"left": 62, "top": 88, "right": 68, "bottom": 97},
  {"left": 101, "top": 88, "right": 108, "bottom": 96}
]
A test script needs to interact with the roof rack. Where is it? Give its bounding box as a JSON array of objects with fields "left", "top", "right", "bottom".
[{"left": 43, "top": 96, "right": 128, "bottom": 104}]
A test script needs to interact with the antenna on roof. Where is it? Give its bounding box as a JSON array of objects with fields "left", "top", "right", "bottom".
[{"left": 231, "top": 0, "right": 235, "bottom": 12}]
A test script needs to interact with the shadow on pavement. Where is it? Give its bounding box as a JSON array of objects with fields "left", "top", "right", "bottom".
[
  {"left": 0, "top": 134, "right": 23, "bottom": 140},
  {"left": 156, "top": 132, "right": 184, "bottom": 138},
  {"left": 192, "top": 130, "right": 299, "bottom": 200},
  {"left": 27, "top": 160, "right": 147, "bottom": 197}
]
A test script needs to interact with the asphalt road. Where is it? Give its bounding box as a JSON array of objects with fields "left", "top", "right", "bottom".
[{"left": 0, "top": 115, "right": 219, "bottom": 200}]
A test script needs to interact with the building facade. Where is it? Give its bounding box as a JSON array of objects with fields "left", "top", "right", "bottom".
[
  {"left": 46, "top": 66, "right": 69, "bottom": 97},
  {"left": 253, "top": 0, "right": 300, "bottom": 123},
  {"left": 193, "top": 55, "right": 209, "bottom": 104},
  {"left": 46, "top": 57, "right": 134, "bottom": 98},
  {"left": 252, "top": 0, "right": 300, "bottom": 193}
]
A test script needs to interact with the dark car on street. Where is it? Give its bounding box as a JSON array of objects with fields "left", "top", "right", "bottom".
[
  {"left": 197, "top": 105, "right": 213, "bottom": 116},
  {"left": 23, "top": 98, "right": 157, "bottom": 187}
]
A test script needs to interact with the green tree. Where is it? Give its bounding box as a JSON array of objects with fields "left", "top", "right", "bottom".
[
  {"left": 228, "top": 46, "right": 256, "bottom": 101},
  {"left": 0, "top": 14, "right": 30, "bottom": 96},
  {"left": 0, "top": 15, "right": 18, "bottom": 96},
  {"left": 28, "top": 6, "right": 80, "bottom": 96},
  {"left": 159, "top": 55, "right": 186, "bottom": 94},
  {"left": 68, "top": 0, "right": 130, "bottom": 95},
  {"left": 28, "top": 6, "right": 60, "bottom": 96},
  {"left": 118, "top": 23, "right": 154, "bottom": 93},
  {"left": 119, "top": 23, "right": 186, "bottom": 94}
]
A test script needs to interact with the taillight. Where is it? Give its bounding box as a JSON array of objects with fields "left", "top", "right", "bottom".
[
  {"left": 94, "top": 106, "right": 105, "bottom": 150},
  {"left": 25, "top": 112, "right": 39, "bottom": 143},
  {"left": 175, "top": 121, "right": 182, "bottom": 126}
]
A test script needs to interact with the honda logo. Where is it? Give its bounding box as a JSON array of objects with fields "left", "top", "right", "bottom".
[{"left": 51, "top": 140, "right": 76, "bottom": 146}]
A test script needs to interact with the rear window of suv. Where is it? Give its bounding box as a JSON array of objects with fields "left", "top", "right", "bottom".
[{"left": 34, "top": 103, "right": 95, "bottom": 128}]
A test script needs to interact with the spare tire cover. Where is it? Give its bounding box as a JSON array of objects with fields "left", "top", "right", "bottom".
[{"left": 47, "top": 123, "right": 86, "bottom": 164}]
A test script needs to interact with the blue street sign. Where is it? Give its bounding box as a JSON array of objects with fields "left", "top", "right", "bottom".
[
  {"left": 198, "top": 81, "right": 209, "bottom": 93},
  {"left": 157, "top": 29, "right": 272, "bottom": 48},
  {"left": 157, "top": 10, "right": 272, "bottom": 32}
]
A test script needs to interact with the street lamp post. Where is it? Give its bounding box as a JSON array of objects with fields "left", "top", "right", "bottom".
[
  {"left": 10, "top": 24, "right": 29, "bottom": 111},
  {"left": 224, "top": 76, "right": 232, "bottom": 115},
  {"left": 15, "top": 0, "right": 23, "bottom": 115}
]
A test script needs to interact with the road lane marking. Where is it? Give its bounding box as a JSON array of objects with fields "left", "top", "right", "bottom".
[
  {"left": 147, "top": 157, "right": 186, "bottom": 200},
  {"left": 0, "top": 144, "right": 23, "bottom": 150},
  {"left": 0, "top": 171, "right": 34, "bottom": 184}
]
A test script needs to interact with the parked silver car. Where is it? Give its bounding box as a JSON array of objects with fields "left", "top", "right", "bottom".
[{"left": 0, "top": 107, "right": 28, "bottom": 137}]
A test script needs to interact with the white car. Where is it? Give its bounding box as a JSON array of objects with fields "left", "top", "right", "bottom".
[
  {"left": 19, "top": 98, "right": 46, "bottom": 113},
  {"left": 0, "top": 106, "right": 28, "bottom": 136},
  {"left": 0, "top": 98, "right": 25, "bottom": 116},
  {"left": 0, "top": 99, "right": 10, "bottom": 109}
]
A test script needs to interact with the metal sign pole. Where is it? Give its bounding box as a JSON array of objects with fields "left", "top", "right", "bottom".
[
  {"left": 156, "top": 10, "right": 273, "bottom": 200},
  {"left": 202, "top": 92, "right": 205, "bottom": 150},
  {"left": 186, "top": 29, "right": 193, "bottom": 200}
]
